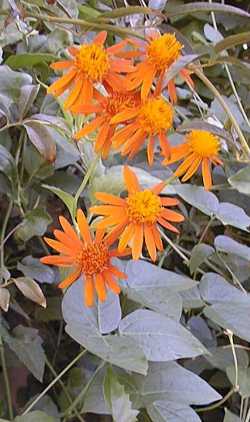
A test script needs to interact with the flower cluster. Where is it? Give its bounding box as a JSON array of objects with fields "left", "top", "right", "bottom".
[{"left": 41, "top": 30, "right": 224, "bottom": 306}]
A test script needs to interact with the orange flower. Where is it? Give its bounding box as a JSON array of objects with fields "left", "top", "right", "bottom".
[
  {"left": 72, "top": 87, "right": 140, "bottom": 159},
  {"left": 126, "top": 31, "right": 194, "bottom": 103},
  {"left": 47, "top": 31, "right": 134, "bottom": 110},
  {"left": 90, "top": 166, "right": 184, "bottom": 261},
  {"left": 163, "top": 130, "right": 223, "bottom": 190},
  {"left": 110, "top": 96, "right": 174, "bottom": 164},
  {"left": 40, "top": 210, "right": 128, "bottom": 306}
]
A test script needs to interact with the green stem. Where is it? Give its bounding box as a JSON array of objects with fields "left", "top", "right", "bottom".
[
  {"left": 62, "top": 361, "right": 105, "bottom": 417},
  {"left": 27, "top": 13, "right": 145, "bottom": 39},
  {"left": 0, "top": 336, "right": 14, "bottom": 420},
  {"left": 22, "top": 349, "right": 87, "bottom": 415},
  {"left": 209, "top": 0, "right": 250, "bottom": 129},
  {"left": 0, "top": 201, "right": 13, "bottom": 270},
  {"left": 227, "top": 330, "right": 239, "bottom": 390},
  {"left": 45, "top": 357, "right": 85, "bottom": 422},
  {"left": 198, "top": 216, "right": 215, "bottom": 245},
  {"left": 159, "top": 228, "right": 189, "bottom": 264},
  {"left": 193, "top": 67, "right": 250, "bottom": 158},
  {"left": 73, "top": 155, "right": 99, "bottom": 215},
  {"left": 196, "top": 387, "right": 235, "bottom": 413}
]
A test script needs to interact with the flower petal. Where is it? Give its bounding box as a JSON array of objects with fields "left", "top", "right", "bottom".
[
  {"left": 59, "top": 216, "right": 80, "bottom": 243},
  {"left": 58, "top": 267, "right": 81, "bottom": 289},
  {"left": 124, "top": 166, "right": 140, "bottom": 194},
  {"left": 95, "top": 192, "right": 126, "bottom": 207},
  {"left": 84, "top": 276, "right": 95, "bottom": 307},
  {"left": 47, "top": 69, "right": 77, "bottom": 96},
  {"left": 104, "top": 272, "right": 121, "bottom": 294},
  {"left": 202, "top": 158, "right": 212, "bottom": 190},
  {"left": 144, "top": 225, "right": 157, "bottom": 261},
  {"left": 40, "top": 255, "right": 75, "bottom": 266},
  {"left": 74, "top": 116, "right": 105, "bottom": 140},
  {"left": 118, "top": 223, "right": 134, "bottom": 251},
  {"left": 158, "top": 217, "right": 179, "bottom": 233},
  {"left": 94, "top": 273, "right": 106, "bottom": 302},
  {"left": 77, "top": 209, "right": 92, "bottom": 245},
  {"left": 132, "top": 224, "right": 143, "bottom": 260},
  {"left": 44, "top": 237, "right": 72, "bottom": 255},
  {"left": 94, "top": 31, "right": 107, "bottom": 45}
]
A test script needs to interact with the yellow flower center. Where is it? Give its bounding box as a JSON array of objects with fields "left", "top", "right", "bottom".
[
  {"left": 147, "top": 33, "right": 182, "bottom": 72},
  {"left": 76, "top": 44, "right": 110, "bottom": 82},
  {"left": 186, "top": 130, "right": 220, "bottom": 158},
  {"left": 126, "top": 190, "right": 162, "bottom": 224},
  {"left": 138, "top": 97, "right": 173, "bottom": 135},
  {"left": 106, "top": 92, "right": 138, "bottom": 117},
  {"left": 77, "top": 241, "right": 110, "bottom": 276}
]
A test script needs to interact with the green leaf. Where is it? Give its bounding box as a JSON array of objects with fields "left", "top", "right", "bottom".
[
  {"left": 201, "top": 275, "right": 250, "bottom": 341},
  {"left": 62, "top": 280, "right": 148, "bottom": 375},
  {"left": 206, "top": 346, "right": 249, "bottom": 371},
  {"left": 228, "top": 166, "right": 250, "bottom": 195},
  {"left": 147, "top": 400, "right": 201, "bottom": 422},
  {"left": 123, "top": 259, "right": 197, "bottom": 293},
  {"left": 119, "top": 309, "right": 206, "bottom": 361},
  {"left": 23, "top": 120, "right": 56, "bottom": 162},
  {"left": 0, "top": 325, "right": 46, "bottom": 382},
  {"left": 199, "top": 273, "right": 250, "bottom": 305},
  {"left": 0, "top": 287, "right": 10, "bottom": 312},
  {"left": 189, "top": 244, "right": 214, "bottom": 274},
  {"left": 174, "top": 185, "right": 250, "bottom": 232},
  {"left": 227, "top": 367, "right": 250, "bottom": 398},
  {"left": 133, "top": 361, "right": 221, "bottom": 405},
  {"left": 5, "top": 53, "right": 57, "bottom": 70},
  {"left": 98, "top": 291, "right": 121, "bottom": 334},
  {"left": 214, "top": 32, "right": 250, "bottom": 54},
  {"left": 78, "top": 4, "right": 102, "bottom": 19},
  {"left": 215, "top": 235, "right": 250, "bottom": 262},
  {"left": 204, "top": 304, "right": 250, "bottom": 343},
  {"left": 104, "top": 367, "right": 139, "bottom": 422},
  {"left": 98, "top": 6, "right": 154, "bottom": 19},
  {"left": 15, "top": 209, "right": 52, "bottom": 242},
  {"left": 81, "top": 366, "right": 109, "bottom": 415},
  {"left": 17, "top": 256, "right": 57, "bottom": 284},
  {"left": 177, "top": 119, "right": 233, "bottom": 145},
  {"left": 0, "top": 65, "right": 33, "bottom": 122},
  {"left": 120, "top": 259, "right": 196, "bottom": 319},
  {"left": 42, "top": 185, "right": 75, "bottom": 221},
  {"left": 163, "top": 54, "right": 199, "bottom": 86},
  {"left": 223, "top": 409, "right": 241, "bottom": 422},
  {"left": 14, "top": 411, "right": 56, "bottom": 422},
  {"left": 14, "top": 277, "right": 46, "bottom": 308},
  {"left": 164, "top": 2, "right": 250, "bottom": 19},
  {"left": 0, "top": 144, "right": 16, "bottom": 181}
]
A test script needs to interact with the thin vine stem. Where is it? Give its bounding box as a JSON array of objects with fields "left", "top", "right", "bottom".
[
  {"left": 62, "top": 361, "right": 105, "bottom": 418},
  {"left": 227, "top": 330, "right": 239, "bottom": 391},
  {"left": 73, "top": 155, "right": 100, "bottom": 215},
  {"left": 193, "top": 67, "right": 250, "bottom": 158},
  {"left": 196, "top": 388, "right": 235, "bottom": 413},
  {"left": 45, "top": 357, "right": 85, "bottom": 422},
  {"left": 209, "top": 0, "right": 250, "bottom": 129},
  {"left": 22, "top": 349, "right": 87, "bottom": 415},
  {"left": 0, "top": 201, "right": 13, "bottom": 269},
  {"left": 0, "top": 336, "right": 14, "bottom": 420},
  {"left": 26, "top": 13, "right": 146, "bottom": 39}
]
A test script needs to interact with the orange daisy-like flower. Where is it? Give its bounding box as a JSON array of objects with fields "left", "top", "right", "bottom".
[
  {"left": 90, "top": 166, "right": 184, "bottom": 262},
  {"left": 110, "top": 96, "right": 174, "bottom": 165},
  {"left": 126, "top": 31, "right": 194, "bottom": 103},
  {"left": 47, "top": 31, "right": 133, "bottom": 110},
  {"left": 72, "top": 87, "right": 140, "bottom": 159},
  {"left": 163, "top": 130, "right": 223, "bottom": 190},
  {"left": 40, "top": 210, "right": 128, "bottom": 307}
]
